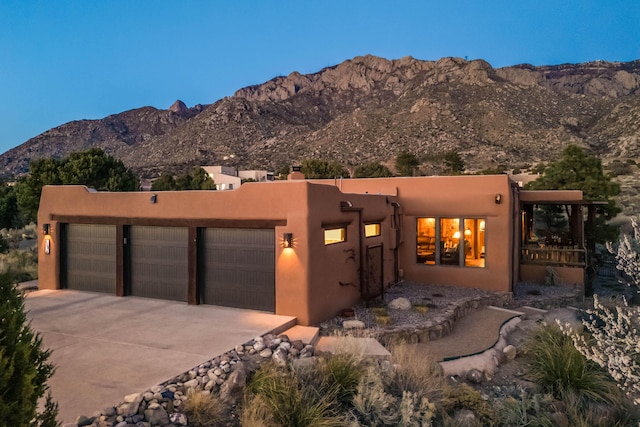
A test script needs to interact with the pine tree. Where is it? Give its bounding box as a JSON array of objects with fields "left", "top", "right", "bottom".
[{"left": 0, "top": 272, "right": 56, "bottom": 426}]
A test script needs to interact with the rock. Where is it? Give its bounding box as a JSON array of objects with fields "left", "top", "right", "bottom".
[
  {"left": 272, "top": 347, "right": 288, "bottom": 366},
  {"left": 124, "top": 393, "right": 141, "bottom": 403},
  {"left": 259, "top": 348, "right": 273, "bottom": 358},
  {"left": 144, "top": 402, "right": 169, "bottom": 426},
  {"left": 75, "top": 415, "right": 94, "bottom": 426},
  {"left": 291, "top": 340, "right": 305, "bottom": 351},
  {"left": 342, "top": 320, "right": 365, "bottom": 329},
  {"left": 466, "top": 369, "right": 484, "bottom": 383},
  {"left": 253, "top": 341, "right": 266, "bottom": 352},
  {"left": 219, "top": 362, "right": 248, "bottom": 403},
  {"left": 389, "top": 297, "right": 412, "bottom": 310},
  {"left": 169, "top": 412, "right": 188, "bottom": 426},
  {"left": 452, "top": 409, "right": 479, "bottom": 427},
  {"left": 117, "top": 397, "right": 142, "bottom": 417},
  {"left": 503, "top": 344, "right": 517, "bottom": 360},
  {"left": 183, "top": 378, "right": 200, "bottom": 390}
]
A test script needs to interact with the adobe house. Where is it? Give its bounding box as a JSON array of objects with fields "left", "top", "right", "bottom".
[{"left": 37, "top": 175, "right": 591, "bottom": 325}]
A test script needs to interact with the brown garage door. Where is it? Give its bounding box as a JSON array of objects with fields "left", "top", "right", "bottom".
[
  {"left": 130, "top": 226, "right": 188, "bottom": 302},
  {"left": 203, "top": 228, "right": 275, "bottom": 312},
  {"left": 64, "top": 224, "right": 116, "bottom": 293}
]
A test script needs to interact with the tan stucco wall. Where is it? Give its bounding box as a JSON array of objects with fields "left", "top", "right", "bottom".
[
  {"left": 37, "top": 182, "right": 395, "bottom": 325},
  {"left": 312, "top": 175, "right": 516, "bottom": 292}
]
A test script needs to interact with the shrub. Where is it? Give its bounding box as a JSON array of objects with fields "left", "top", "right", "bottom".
[
  {"left": 318, "top": 352, "right": 365, "bottom": 406},
  {"left": 246, "top": 362, "right": 342, "bottom": 427},
  {"left": 0, "top": 272, "right": 57, "bottom": 426},
  {"left": 496, "top": 392, "right": 554, "bottom": 427},
  {"left": 560, "top": 295, "right": 640, "bottom": 404},
  {"left": 386, "top": 344, "right": 444, "bottom": 402},
  {"left": 351, "top": 366, "right": 398, "bottom": 426},
  {"left": 525, "top": 323, "right": 619, "bottom": 404},
  {"left": 441, "top": 383, "right": 497, "bottom": 426},
  {"left": 182, "top": 388, "right": 228, "bottom": 427}
]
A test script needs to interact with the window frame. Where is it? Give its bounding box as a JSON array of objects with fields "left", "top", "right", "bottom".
[
  {"left": 364, "top": 222, "right": 381, "bottom": 238},
  {"left": 416, "top": 216, "right": 486, "bottom": 268},
  {"left": 324, "top": 226, "right": 347, "bottom": 245}
]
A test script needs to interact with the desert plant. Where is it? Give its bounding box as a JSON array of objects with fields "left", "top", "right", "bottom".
[
  {"left": 607, "top": 216, "right": 640, "bottom": 290},
  {"left": 386, "top": 344, "right": 444, "bottom": 402},
  {"left": 351, "top": 366, "right": 398, "bottom": 426},
  {"left": 496, "top": 392, "right": 554, "bottom": 427},
  {"left": 246, "top": 362, "right": 342, "bottom": 427},
  {"left": 560, "top": 387, "right": 640, "bottom": 427},
  {"left": 239, "top": 393, "right": 276, "bottom": 427},
  {"left": 441, "top": 384, "right": 497, "bottom": 426},
  {"left": 525, "top": 323, "right": 619, "bottom": 404},
  {"left": 559, "top": 294, "right": 640, "bottom": 404},
  {"left": 182, "top": 388, "right": 228, "bottom": 427},
  {"left": 397, "top": 390, "right": 436, "bottom": 426},
  {"left": 318, "top": 352, "right": 365, "bottom": 406}
]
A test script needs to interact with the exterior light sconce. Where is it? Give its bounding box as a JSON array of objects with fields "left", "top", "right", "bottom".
[
  {"left": 150, "top": 194, "right": 157, "bottom": 204},
  {"left": 42, "top": 223, "right": 51, "bottom": 235},
  {"left": 495, "top": 194, "right": 502, "bottom": 204},
  {"left": 42, "top": 224, "right": 52, "bottom": 255},
  {"left": 283, "top": 233, "right": 294, "bottom": 248}
]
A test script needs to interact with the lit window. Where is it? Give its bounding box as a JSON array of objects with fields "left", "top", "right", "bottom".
[
  {"left": 417, "top": 217, "right": 485, "bottom": 268},
  {"left": 324, "top": 227, "right": 346, "bottom": 245},
  {"left": 365, "top": 223, "right": 381, "bottom": 237}
]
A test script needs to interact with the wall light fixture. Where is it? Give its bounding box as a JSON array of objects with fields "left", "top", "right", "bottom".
[{"left": 283, "top": 233, "right": 293, "bottom": 248}]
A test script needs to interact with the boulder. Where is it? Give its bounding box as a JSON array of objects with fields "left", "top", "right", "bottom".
[
  {"left": 503, "top": 344, "right": 517, "bottom": 360},
  {"left": 342, "top": 319, "right": 365, "bottom": 329},
  {"left": 389, "top": 297, "right": 412, "bottom": 310}
]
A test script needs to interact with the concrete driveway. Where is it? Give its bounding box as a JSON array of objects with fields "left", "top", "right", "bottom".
[{"left": 25, "top": 289, "right": 295, "bottom": 425}]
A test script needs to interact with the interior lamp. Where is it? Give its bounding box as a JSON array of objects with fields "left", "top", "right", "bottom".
[
  {"left": 464, "top": 228, "right": 472, "bottom": 237},
  {"left": 452, "top": 231, "right": 461, "bottom": 239}
]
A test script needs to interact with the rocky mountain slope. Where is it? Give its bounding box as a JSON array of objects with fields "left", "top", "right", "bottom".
[{"left": 1, "top": 55, "right": 639, "bottom": 181}]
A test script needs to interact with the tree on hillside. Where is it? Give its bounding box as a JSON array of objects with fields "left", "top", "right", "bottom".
[
  {"left": 525, "top": 144, "right": 621, "bottom": 244},
  {"left": 0, "top": 272, "right": 58, "bottom": 426},
  {"left": 395, "top": 151, "right": 419, "bottom": 176},
  {"left": 443, "top": 151, "right": 465, "bottom": 175},
  {"left": 353, "top": 162, "right": 393, "bottom": 178},
  {"left": 14, "top": 149, "right": 138, "bottom": 223},
  {"left": 150, "top": 173, "right": 177, "bottom": 191},
  {"left": 0, "top": 181, "right": 21, "bottom": 229},
  {"left": 301, "top": 159, "right": 350, "bottom": 179},
  {"left": 152, "top": 167, "right": 216, "bottom": 191}
]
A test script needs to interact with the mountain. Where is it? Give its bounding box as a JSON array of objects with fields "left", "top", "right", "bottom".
[{"left": 1, "top": 55, "right": 639, "bottom": 181}]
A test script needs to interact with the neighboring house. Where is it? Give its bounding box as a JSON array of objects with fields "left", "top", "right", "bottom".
[
  {"left": 37, "top": 175, "right": 592, "bottom": 325},
  {"left": 201, "top": 166, "right": 274, "bottom": 191}
]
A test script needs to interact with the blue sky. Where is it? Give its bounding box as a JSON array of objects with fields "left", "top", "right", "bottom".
[{"left": 1, "top": 0, "right": 639, "bottom": 155}]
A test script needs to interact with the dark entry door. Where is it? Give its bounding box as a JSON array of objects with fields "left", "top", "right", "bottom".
[
  {"left": 129, "top": 226, "right": 188, "bottom": 302},
  {"left": 64, "top": 224, "right": 117, "bottom": 293},
  {"left": 202, "top": 228, "right": 275, "bottom": 312}
]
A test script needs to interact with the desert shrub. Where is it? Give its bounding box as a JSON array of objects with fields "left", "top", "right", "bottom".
[
  {"left": 441, "top": 383, "right": 497, "bottom": 426},
  {"left": 317, "top": 352, "right": 365, "bottom": 406},
  {"left": 386, "top": 344, "right": 444, "bottom": 402},
  {"left": 397, "top": 390, "right": 436, "bottom": 426},
  {"left": 560, "top": 294, "right": 640, "bottom": 405},
  {"left": 0, "top": 247, "right": 38, "bottom": 283},
  {"left": 496, "top": 392, "right": 554, "bottom": 427},
  {"left": 560, "top": 388, "right": 640, "bottom": 427},
  {"left": 239, "top": 393, "right": 276, "bottom": 427},
  {"left": 246, "top": 362, "right": 342, "bottom": 427},
  {"left": 525, "top": 323, "right": 619, "bottom": 404},
  {"left": 350, "top": 366, "right": 398, "bottom": 426},
  {"left": 182, "top": 388, "right": 228, "bottom": 427}
]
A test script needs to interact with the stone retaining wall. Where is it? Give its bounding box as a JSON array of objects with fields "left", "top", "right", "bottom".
[{"left": 376, "top": 292, "right": 513, "bottom": 347}]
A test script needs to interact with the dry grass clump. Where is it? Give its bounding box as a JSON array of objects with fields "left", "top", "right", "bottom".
[
  {"left": 386, "top": 344, "right": 444, "bottom": 402},
  {"left": 182, "top": 388, "right": 228, "bottom": 427}
]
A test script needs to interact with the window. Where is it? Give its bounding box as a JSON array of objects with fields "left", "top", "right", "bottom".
[
  {"left": 324, "top": 227, "right": 346, "bottom": 245},
  {"left": 416, "top": 217, "right": 485, "bottom": 267},
  {"left": 365, "top": 223, "right": 381, "bottom": 238}
]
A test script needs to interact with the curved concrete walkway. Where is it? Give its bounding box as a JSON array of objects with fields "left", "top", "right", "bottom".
[{"left": 25, "top": 289, "right": 295, "bottom": 425}]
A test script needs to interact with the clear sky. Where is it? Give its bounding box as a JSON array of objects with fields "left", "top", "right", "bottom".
[{"left": 1, "top": 0, "right": 639, "bottom": 155}]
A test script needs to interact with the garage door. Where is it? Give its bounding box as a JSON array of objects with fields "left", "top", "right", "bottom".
[
  {"left": 203, "top": 228, "right": 275, "bottom": 312},
  {"left": 64, "top": 224, "right": 116, "bottom": 293},
  {"left": 130, "top": 226, "right": 188, "bottom": 302}
]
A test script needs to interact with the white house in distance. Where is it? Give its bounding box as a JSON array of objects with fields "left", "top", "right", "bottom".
[{"left": 201, "top": 166, "right": 274, "bottom": 191}]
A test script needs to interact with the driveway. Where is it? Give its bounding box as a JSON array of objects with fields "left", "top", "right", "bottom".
[{"left": 25, "top": 289, "right": 295, "bottom": 425}]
